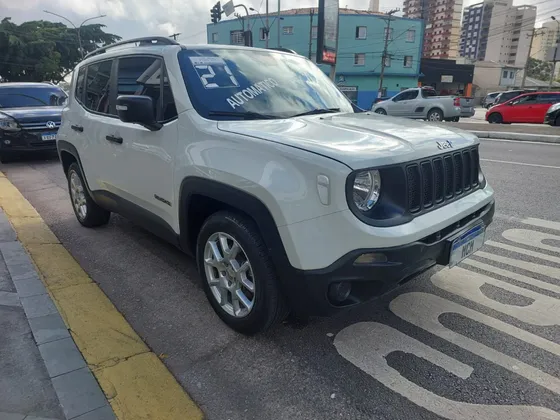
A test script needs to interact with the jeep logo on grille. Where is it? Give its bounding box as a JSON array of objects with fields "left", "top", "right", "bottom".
[
  {"left": 46, "top": 121, "right": 56, "bottom": 129},
  {"left": 437, "top": 140, "right": 453, "bottom": 150}
]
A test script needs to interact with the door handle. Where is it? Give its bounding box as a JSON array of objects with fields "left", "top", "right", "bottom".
[
  {"left": 105, "top": 135, "right": 123, "bottom": 144},
  {"left": 71, "top": 125, "right": 83, "bottom": 132}
]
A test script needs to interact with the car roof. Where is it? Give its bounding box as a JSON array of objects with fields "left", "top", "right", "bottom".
[{"left": 0, "top": 82, "right": 59, "bottom": 88}]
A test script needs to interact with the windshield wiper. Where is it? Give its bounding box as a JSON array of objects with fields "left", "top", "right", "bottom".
[
  {"left": 290, "top": 108, "right": 341, "bottom": 118},
  {"left": 208, "top": 110, "right": 277, "bottom": 120}
]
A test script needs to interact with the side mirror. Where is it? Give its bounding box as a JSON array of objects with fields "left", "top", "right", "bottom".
[{"left": 116, "top": 95, "right": 162, "bottom": 131}]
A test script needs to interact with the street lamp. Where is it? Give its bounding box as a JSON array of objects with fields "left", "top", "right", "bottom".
[
  {"left": 44, "top": 10, "right": 106, "bottom": 58},
  {"left": 550, "top": 16, "right": 560, "bottom": 88}
]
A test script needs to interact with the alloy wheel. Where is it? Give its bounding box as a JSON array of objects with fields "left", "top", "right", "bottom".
[
  {"left": 69, "top": 171, "right": 87, "bottom": 220},
  {"left": 203, "top": 232, "right": 256, "bottom": 318}
]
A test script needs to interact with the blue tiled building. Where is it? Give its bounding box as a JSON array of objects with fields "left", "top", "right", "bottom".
[{"left": 206, "top": 8, "right": 424, "bottom": 109}]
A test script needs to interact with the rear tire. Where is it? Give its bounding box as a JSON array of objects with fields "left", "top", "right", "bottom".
[
  {"left": 374, "top": 108, "right": 387, "bottom": 115},
  {"left": 555, "top": 116, "right": 560, "bottom": 127},
  {"left": 67, "top": 163, "right": 110, "bottom": 227},
  {"left": 0, "top": 153, "right": 16, "bottom": 164},
  {"left": 488, "top": 113, "right": 503, "bottom": 124},
  {"left": 427, "top": 108, "right": 444, "bottom": 122},
  {"left": 196, "top": 211, "right": 289, "bottom": 335}
]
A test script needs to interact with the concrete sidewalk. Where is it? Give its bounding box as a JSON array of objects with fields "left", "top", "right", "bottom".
[{"left": 0, "top": 209, "right": 115, "bottom": 420}]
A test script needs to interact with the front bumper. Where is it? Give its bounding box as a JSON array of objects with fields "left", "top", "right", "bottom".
[
  {"left": 284, "top": 200, "right": 495, "bottom": 316},
  {"left": 544, "top": 110, "right": 559, "bottom": 125},
  {"left": 0, "top": 129, "right": 58, "bottom": 154}
]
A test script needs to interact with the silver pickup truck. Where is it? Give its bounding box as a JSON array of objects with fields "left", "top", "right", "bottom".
[{"left": 372, "top": 87, "right": 472, "bottom": 122}]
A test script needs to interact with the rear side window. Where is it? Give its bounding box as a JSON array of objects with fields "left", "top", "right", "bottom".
[
  {"left": 74, "top": 67, "right": 86, "bottom": 103},
  {"left": 421, "top": 89, "right": 436, "bottom": 98},
  {"left": 537, "top": 93, "right": 560, "bottom": 104},
  {"left": 116, "top": 56, "right": 177, "bottom": 122},
  {"left": 84, "top": 60, "right": 114, "bottom": 115}
]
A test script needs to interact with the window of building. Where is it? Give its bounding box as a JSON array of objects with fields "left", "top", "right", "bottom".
[
  {"left": 259, "top": 27, "right": 269, "bottom": 40},
  {"left": 503, "top": 70, "right": 508, "bottom": 78},
  {"left": 116, "top": 56, "right": 177, "bottom": 122},
  {"left": 509, "top": 71, "right": 515, "bottom": 78},
  {"left": 84, "top": 59, "right": 114, "bottom": 115},
  {"left": 312, "top": 26, "right": 318, "bottom": 39},
  {"left": 384, "top": 56, "right": 391, "bottom": 67},
  {"left": 354, "top": 53, "right": 365, "bottom": 65},
  {"left": 356, "top": 26, "right": 367, "bottom": 39},
  {"left": 404, "top": 55, "right": 413, "bottom": 67},
  {"left": 406, "top": 29, "right": 416, "bottom": 42},
  {"left": 230, "top": 30, "right": 244, "bottom": 45},
  {"left": 211, "top": 33, "right": 219, "bottom": 43},
  {"left": 468, "top": 24, "right": 473, "bottom": 30},
  {"left": 384, "top": 27, "right": 393, "bottom": 40},
  {"left": 283, "top": 26, "right": 294, "bottom": 35}
]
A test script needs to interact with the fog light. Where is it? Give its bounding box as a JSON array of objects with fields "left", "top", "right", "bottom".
[
  {"left": 328, "top": 281, "right": 351, "bottom": 303},
  {"left": 3, "top": 140, "right": 10, "bottom": 145},
  {"left": 354, "top": 253, "right": 388, "bottom": 265}
]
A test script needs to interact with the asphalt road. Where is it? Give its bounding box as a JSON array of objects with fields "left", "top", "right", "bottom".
[{"left": 2, "top": 138, "right": 560, "bottom": 420}]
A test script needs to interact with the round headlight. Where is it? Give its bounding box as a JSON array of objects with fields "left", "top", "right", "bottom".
[{"left": 353, "top": 170, "right": 381, "bottom": 211}]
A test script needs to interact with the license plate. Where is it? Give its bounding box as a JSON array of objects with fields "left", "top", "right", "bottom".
[
  {"left": 449, "top": 224, "right": 485, "bottom": 267},
  {"left": 41, "top": 133, "right": 56, "bottom": 141}
]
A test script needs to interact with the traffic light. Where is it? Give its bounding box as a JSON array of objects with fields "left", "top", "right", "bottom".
[{"left": 210, "top": 2, "right": 222, "bottom": 24}]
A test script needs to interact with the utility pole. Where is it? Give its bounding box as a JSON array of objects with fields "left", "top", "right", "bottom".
[
  {"left": 277, "top": 0, "right": 281, "bottom": 47},
  {"left": 521, "top": 28, "right": 542, "bottom": 88},
  {"left": 548, "top": 16, "right": 559, "bottom": 89},
  {"left": 308, "top": 8, "right": 315, "bottom": 59},
  {"left": 169, "top": 33, "right": 181, "bottom": 40},
  {"left": 378, "top": 9, "right": 399, "bottom": 99}
]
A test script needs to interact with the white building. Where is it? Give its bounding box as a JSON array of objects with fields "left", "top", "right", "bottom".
[
  {"left": 459, "top": 0, "right": 536, "bottom": 68},
  {"left": 531, "top": 20, "right": 560, "bottom": 61},
  {"left": 368, "top": 0, "right": 379, "bottom": 13}
]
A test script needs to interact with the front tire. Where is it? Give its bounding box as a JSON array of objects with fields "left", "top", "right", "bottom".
[
  {"left": 488, "top": 113, "right": 503, "bottom": 124},
  {"left": 197, "top": 211, "right": 288, "bottom": 334},
  {"left": 67, "top": 163, "right": 110, "bottom": 227},
  {"left": 427, "top": 108, "right": 444, "bottom": 122},
  {"left": 555, "top": 116, "right": 560, "bottom": 127}
]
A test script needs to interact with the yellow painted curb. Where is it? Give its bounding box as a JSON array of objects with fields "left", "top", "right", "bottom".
[{"left": 0, "top": 172, "right": 204, "bottom": 420}]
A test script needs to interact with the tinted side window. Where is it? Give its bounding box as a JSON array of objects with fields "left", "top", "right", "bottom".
[
  {"left": 117, "top": 56, "right": 177, "bottom": 122},
  {"left": 393, "top": 92, "right": 406, "bottom": 101},
  {"left": 537, "top": 94, "right": 560, "bottom": 104},
  {"left": 84, "top": 60, "right": 114, "bottom": 115},
  {"left": 407, "top": 90, "right": 419, "bottom": 99},
  {"left": 75, "top": 67, "right": 86, "bottom": 103}
]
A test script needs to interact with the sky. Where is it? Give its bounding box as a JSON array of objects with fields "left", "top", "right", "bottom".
[{"left": 0, "top": 0, "right": 554, "bottom": 45}]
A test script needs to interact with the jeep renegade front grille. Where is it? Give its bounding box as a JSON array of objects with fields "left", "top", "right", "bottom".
[{"left": 405, "top": 147, "right": 480, "bottom": 214}]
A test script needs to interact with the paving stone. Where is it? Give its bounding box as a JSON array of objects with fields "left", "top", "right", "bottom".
[
  {"left": 0, "top": 241, "right": 28, "bottom": 265},
  {"left": 71, "top": 405, "right": 116, "bottom": 420},
  {"left": 6, "top": 262, "right": 37, "bottom": 281},
  {"left": 39, "top": 337, "right": 86, "bottom": 378},
  {"left": 0, "top": 210, "right": 17, "bottom": 242},
  {"left": 24, "top": 416, "right": 62, "bottom": 420},
  {"left": 0, "top": 412, "right": 25, "bottom": 420},
  {"left": 29, "top": 313, "right": 70, "bottom": 345},
  {"left": 51, "top": 368, "right": 107, "bottom": 419},
  {"left": 20, "top": 294, "right": 57, "bottom": 319},
  {"left": 0, "top": 291, "right": 20, "bottom": 307},
  {"left": 13, "top": 276, "right": 47, "bottom": 298}
]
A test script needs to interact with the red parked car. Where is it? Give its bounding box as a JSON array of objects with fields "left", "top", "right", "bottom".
[{"left": 485, "top": 91, "right": 560, "bottom": 124}]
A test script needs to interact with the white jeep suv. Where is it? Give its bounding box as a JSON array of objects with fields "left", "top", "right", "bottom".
[{"left": 57, "top": 37, "right": 495, "bottom": 334}]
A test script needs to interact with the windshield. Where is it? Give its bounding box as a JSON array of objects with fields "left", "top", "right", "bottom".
[
  {"left": 178, "top": 48, "right": 353, "bottom": 120},
  {"left": 0, "top": 86, "right": 67, "bottom": 109}
]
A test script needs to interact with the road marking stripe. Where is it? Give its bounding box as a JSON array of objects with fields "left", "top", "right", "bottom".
[
  {"left": 483, "top": 138, "right": 560, "bottom": 146},
  {"left": 0, "top": 173, "right": 203, "bottom": 420},
  {"left": 480, "top": 158, "right": 560, "bottom": 169},
  {"left": 475, "top": 250, "right": 560, "bottom": 280},
  {"left": 485, "top": 240, "right": 560, "bottom": 264},
  {"left": 521, "top": 217, "right": 560, "bottom": 232},
  {"left": 462, "top": 259, "right": 560, "bottom": 294}
]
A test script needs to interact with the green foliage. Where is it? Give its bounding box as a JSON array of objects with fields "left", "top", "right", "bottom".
[
  {"left": 0, "top": 17, "right": 120, "bottom": 82},
  {"left": 526, "top": 57, "right": 554, "bottom": 82}
]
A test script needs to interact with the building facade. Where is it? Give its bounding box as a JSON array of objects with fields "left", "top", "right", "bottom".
[
  {"left": 206, "top": 8, "right": 424, "bottom": 109},
  {"left": 531, "top": 20, "right": 560, "bottom": 61},
  {"left": 403, "top": 0, "right": 463, "bottom": 59},
  {"left": 459, "top": 0, "right": 536, "bottom": 67}
]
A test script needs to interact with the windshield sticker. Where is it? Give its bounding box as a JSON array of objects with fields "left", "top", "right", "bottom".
[
  {"left": 226, "top": 78, "right": 279, "bottom": 109},
  {"left": 189, "top": 56, "right": 240, "bottom": 89}
]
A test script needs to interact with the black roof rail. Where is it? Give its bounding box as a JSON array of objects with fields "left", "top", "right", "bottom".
[{"left": 84, "top": 36, "right": 179, "bottom": 60}]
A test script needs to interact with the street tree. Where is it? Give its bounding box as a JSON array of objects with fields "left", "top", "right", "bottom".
[{"left": 0, "top": 18, "right": 120, "bottom": 83}]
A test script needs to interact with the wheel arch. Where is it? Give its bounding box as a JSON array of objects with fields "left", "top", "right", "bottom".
[
  {"left": 57, "top": 140, "right": 94, "bottom": 193},
  {"left": 427, "top": 107, "right": 444, "bottom": 119},
  {"left": 178, "top": 177, "right": 293, "bottom": 279},
  {"left": 488, "top": 112, "right": 503, "bottom": 123}
]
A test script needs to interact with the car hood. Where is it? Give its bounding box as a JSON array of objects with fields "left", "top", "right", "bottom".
[
  {"left": 0, "top": 107, "right": 62, "bottom": 124},
  {"left": 218, "top": 112, "right": 479, "bottom": 169}
]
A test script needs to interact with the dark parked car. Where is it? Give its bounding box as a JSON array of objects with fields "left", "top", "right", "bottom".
[
  {"left": 493, "top": 89, "right": 535, "bottom": 106},
  {"left": 544, "top": 102, "right": 560, "bottom": 126},
  {"left": 0, "top": 82, "right": 67, "bottom": 163}
]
